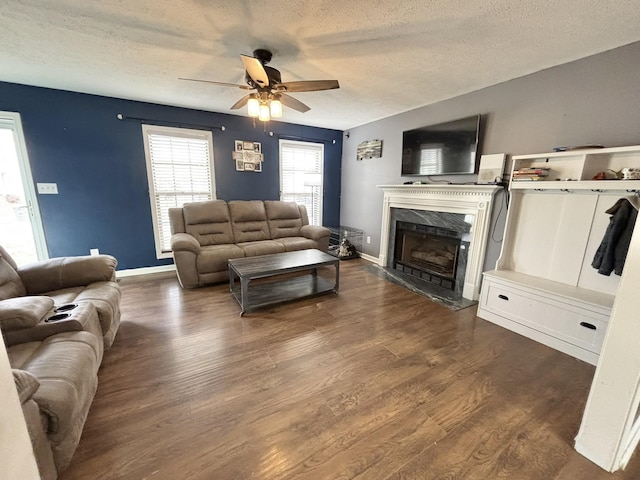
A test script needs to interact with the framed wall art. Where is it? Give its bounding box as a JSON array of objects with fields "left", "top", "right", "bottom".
[{"left": 234, "top": 140, "right": 264, "bottom": 172}]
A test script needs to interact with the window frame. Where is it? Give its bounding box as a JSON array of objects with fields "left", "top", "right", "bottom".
[
  {"left": 278, "top": 139, "right": 324, "bottom": 226},
  {"left": 142, "top": 124, "right": 216, "bottom": 259}
]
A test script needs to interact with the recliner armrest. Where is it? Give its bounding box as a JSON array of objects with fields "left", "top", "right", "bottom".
[
  {"left": 0, "top": 296, "right": 53, "bottom": 331},
  {"left": 12, "top": 369, "right": 40, "bottom": 405},
  {"left": 18, "top": 255, "right": 117, "bottom": 294},
  {"left": 0, "top": 296, "right": 100, "bottom": 347},
  {"left": 171, "top": 233, "right": 201, "bottom": 254},
  {"left": 300, "top": 225, "right": 331, "bottom": 241},
  {"left": 3, "top": 320, "right": 87, "bottom": 347}
]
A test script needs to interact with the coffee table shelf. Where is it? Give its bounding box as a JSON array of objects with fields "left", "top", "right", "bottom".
[{"left": 228, "top": 249, "right": 339, "bottom": 316}]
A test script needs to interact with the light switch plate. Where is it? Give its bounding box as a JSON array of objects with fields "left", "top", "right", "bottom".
[{"left": 37, "top": 183, "right": 58, "bottom": 194}]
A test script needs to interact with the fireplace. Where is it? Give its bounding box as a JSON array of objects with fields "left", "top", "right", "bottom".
[
  {"left": 378, "top": 185, "right": 501, "bottom": 300},
  {"left": 389, "top": 209, "right": 471, "bottom": 296},
  {"left": 394, "top": 221, "right": 461, "bottom": 290}
]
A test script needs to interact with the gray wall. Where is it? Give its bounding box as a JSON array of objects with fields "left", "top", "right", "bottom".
[{"left": 341, "top": 41, "right": 640, "bottom": 271}]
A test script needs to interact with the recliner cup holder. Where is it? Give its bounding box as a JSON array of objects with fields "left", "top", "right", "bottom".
[
  {"left": 46, "top": 313, "right": 71, "bottom": 323},
  {"left": 54, "top": 303, "right": 78, "bottom": 313}
]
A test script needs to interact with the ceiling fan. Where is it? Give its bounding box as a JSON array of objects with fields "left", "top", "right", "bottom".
[{"left": 179, "top": 49, "right": 339, "bottom": 121}]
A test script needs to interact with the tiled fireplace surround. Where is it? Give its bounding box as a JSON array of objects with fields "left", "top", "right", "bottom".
[{"left": 378, "top": 185, "right": 501, "bottom": 301}]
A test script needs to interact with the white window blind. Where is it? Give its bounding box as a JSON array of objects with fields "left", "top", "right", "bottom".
[
  {"left": 279, "top": 140, "right": 323, "bottom": 226},
  {"left": 142, "top": 125, "right": 215, "bottom": 258},
  {"left": 419, "top": 143, "right": 444, "bottom": 174}
]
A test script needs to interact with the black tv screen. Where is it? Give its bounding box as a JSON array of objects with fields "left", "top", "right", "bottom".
[{"left": 401, "top": 115, "right": 480, "bottom": 176}]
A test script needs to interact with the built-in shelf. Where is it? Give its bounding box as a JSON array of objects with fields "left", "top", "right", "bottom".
[
  {"left": 478, "top": 144, "right": 640, "bottom": 365},
  {"left": 510, "top": 179, "right": 640, "bottom": 191},
  {"left": 510, "top": 144, "right": 640, "bottom": 187}
]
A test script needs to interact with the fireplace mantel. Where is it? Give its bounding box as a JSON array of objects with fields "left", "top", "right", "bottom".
[{"left": 378, "top": 184, "right": 501, "bottom": 300}]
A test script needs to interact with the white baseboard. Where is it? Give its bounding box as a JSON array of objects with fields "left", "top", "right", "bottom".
[
  {"left": 359, "top": 252, "right": 380, "bottom": 264},
  {"left": 116, "top": 264, "right": 176, "bottom": 278},
  {"left": 117, "top": 252, "right": 380, "bottom": 278}
]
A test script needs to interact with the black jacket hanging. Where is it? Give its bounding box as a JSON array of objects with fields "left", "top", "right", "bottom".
[{"left": 592, "top": 197, "right": 639, "bottom": 276}]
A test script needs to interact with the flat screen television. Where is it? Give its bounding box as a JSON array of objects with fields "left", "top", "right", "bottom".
[{"left": 401, "top": 114, "right": 481, "bottom": 176}]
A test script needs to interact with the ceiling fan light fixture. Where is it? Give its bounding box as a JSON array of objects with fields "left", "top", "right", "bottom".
[
  {"left": 180, "top": 50, "right": 338, "bottom": 121},
  {"left": 258, "top": 103, "right": 271, "bottom": 122},
  {"left": 270, "top": 98, "right": 283, "bottom": 118},
  {"left": 247, "top": 96, "right": 260, "bottom": 117}
]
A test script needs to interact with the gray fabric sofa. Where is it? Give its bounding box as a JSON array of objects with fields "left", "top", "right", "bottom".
[
  {"left": 169, "top": 200, "right": 331, "bottom": 288},
  {"left": 0, "top": 245, "right": 121, "bottom": 349},
  {"left": 2, "top": 296, "right": 104, "bottom": 479},
  {"left": 0, "top": 248, "right": 121, "bottom": 478}
]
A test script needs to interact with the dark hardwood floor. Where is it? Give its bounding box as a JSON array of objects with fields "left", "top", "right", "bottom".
[{"left": 60, "top": 259, "right": 640, "bottom": 479}]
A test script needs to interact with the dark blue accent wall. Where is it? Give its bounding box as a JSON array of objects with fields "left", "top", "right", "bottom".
[{"left": 0, "top": 82, "right": 343, "bottom": 270}]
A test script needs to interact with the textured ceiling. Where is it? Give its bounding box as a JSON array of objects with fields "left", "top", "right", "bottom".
[{"left": 3, "top": 1, "right": 640, "bottom": 130}]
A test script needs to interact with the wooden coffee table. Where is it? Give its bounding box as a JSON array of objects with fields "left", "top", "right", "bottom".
[{"left": 228, "top": 249, "right": 339, "bottom": 316}]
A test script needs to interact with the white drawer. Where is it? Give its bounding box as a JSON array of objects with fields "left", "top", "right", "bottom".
[{"left": 481, "top": 279, "right": 609, "bottom": 354}]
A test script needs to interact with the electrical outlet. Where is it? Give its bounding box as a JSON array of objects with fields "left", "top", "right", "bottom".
[
  {"left": 90, "top": 248, "right": 99, "bottom": 256},
  {"left": 37, "top": 183, "right": 58, "bottom": 194},
  {"left": 366, "top": 236, "right": 371, "bottom": 244}
]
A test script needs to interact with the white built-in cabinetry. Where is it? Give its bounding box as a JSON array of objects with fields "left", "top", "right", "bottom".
[{"left": 477, "top": 145, "right": 640, "bottom": 365}]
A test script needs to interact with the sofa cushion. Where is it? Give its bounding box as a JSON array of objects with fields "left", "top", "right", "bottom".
[
  {"left": 19, "top": 255, "right": 117, "bottom": 294},
  {"left": 196, "top": 244, "right": 245, "bottom": 273},
  {"left": 237, "top": 240, "right": 286, "bottom": 257},
  {"left": 9, "top": 332, "right": 100, "bottom": 438},
  {"left": 183, "top": 200, "right": 235, "bottom": 246},
  {"left": 168, "top": 207, "right": 186, "bottom": 234},
  {"left": 0, "top": 296, "right": 54, "bottom": 330},
  {"left": 44, "top": 286, "right": 84, "bottom": 306},
  {"left": 265, "top": 201, "right": 303, "bottom": 239},
  {"left": 229, "top": 200, "right": 271, "bottom": 243},
  {"left": 69, "top": 282, "right": 121, "bottom": 335},
  {"left": 11, "top": 331, "right": 101, "bottom": 472},
  {"left": 275, "top": 237, "right": 318, "bottom": 252}
]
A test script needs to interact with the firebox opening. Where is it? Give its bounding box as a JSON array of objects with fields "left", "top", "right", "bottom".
[{"left": 394, "top": 222, "right": 461, "bottom": 290}]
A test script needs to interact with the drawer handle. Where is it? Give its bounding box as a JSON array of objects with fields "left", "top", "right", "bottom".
[
  {"left": 580, "top": 322, "right": 597, "bottom": 330},
  {"left": 498, "top": 294, "right": 509, "bottom": 301}
]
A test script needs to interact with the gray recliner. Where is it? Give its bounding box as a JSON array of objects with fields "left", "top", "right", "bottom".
[{"left": 0, "top": 245, "right": 121, "bottom": 349}]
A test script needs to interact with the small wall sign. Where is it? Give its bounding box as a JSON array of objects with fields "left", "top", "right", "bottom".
[{"left": 357, "top": 139, "right": 383, "bottom": 161}]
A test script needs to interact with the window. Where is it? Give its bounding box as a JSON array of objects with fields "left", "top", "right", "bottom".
[
  {"left": 279, "top": 140, "right": 324, "bottom": 226},
  {"left": 142, "top": 125, "right": 215, "bottom": 259},
  {"left": 420, "top": 143, "right": 444, "bottom": 172}
]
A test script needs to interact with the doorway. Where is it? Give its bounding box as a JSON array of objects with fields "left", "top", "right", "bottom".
[{"left": 0, "top": 112, "right": 47, "bottom": 265}]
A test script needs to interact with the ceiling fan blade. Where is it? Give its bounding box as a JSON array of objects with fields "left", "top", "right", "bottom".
[
  {"left": 276, "top": 80, "right": 339, "bottom": 93},
  {"left": 230, "top": 94, "right": 252, "bottom": 110},
  {"left": 241, "top": 54, "right": 269, "bottom": 87},
  {"left": 178, "top": 78, "right": 252, "bottom": 90},
  {"left": 279, "top": 94, "right": 310, "bottom": 113}
]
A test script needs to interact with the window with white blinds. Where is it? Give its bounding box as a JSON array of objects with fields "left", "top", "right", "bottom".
[
  {"left": 420, "top": 144, "right": 444, "bottom": 174},
  {"left": 279, "top": 140, "right": 324, "bottom": 226},
  {"left": 142, "top": 125, "right": 215, "bottom": 259}
]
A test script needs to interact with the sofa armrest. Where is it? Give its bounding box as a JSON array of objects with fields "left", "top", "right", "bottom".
[
  {"left": 18, "top": 255, "right": 117, "bottom": 294},
  {"left": 171, "top": 233, "right": 201, "bottom": 254},
  {"left": 300, "top": 225, "right": 331, "bottom": 241},
  {"left": 0, "top": 296, "right": 100, "bottom": 347},
  {"left": 4, "top": 320, "right": 89, "bottom": 347},
  {"left": 0, "top": 296, "right": 53, "bottom": 331},
  {"left": 12, "top": 369, "right": 40, "bottom": 405},
  {"left": 170, "top": 234, "right": 201, "bottom": 288}
]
